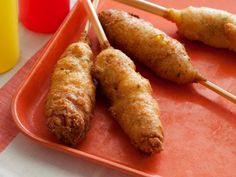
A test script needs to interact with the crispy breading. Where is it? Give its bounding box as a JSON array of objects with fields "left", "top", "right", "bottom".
[
  {"left": 94, "top": 47, "right": 163, "bottom": 154},
  {"left": 166, "top": 7, "right": 236, "bottom": 52},
  {"left": 99, "top": 9, "right": 204, "bottom": 84},
  {"left": 45, "top": 34, "right": 96, "bottom": 146}
]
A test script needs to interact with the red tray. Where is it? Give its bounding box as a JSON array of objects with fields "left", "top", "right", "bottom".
[{"left": 12, "top": 0, "right": 236, "bottom": 177}]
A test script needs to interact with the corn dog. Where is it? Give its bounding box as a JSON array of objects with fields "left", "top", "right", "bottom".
[
  {"left": 94, "top": 47, "right": 164, "bottom": 154},
  {"left": 99, "top": 9, "right": 204, "bottom": 84},
  {"left": 166, "top": 7, "right": 236, "bottom": 52},
  {"left": 45, "top": 34, "right": 95, "bottom": 146}
]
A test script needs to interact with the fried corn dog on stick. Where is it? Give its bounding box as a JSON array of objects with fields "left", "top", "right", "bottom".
[
  {"left": 114, "top": 0, "right": 236, "bottom": 52},
  {"left": 99, "top": 9, "right": 204, "bottom": 84},
  {"left": 94, "top": 48, "right": 163, "bottom": 154},
  {"left": 82, "top": 0, "right": 164, "bottom": 154},
  {"left": 45, "top": 34, "right": 95, "bottom": 146},
  {"left": 45, "top": 0, "right": 100, "bottom": 146},
  {"left": 166, "top": 7, "right": 236, "bottom": 52}
]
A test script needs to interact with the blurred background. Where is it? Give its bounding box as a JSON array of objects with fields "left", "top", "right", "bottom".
[{"left": 0, "top": 0, "right": 77, "bottom": 87}]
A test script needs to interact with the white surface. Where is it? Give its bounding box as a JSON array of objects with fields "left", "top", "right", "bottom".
[{"left": 0, "top": 134, "right": 129, "bottom": 177}]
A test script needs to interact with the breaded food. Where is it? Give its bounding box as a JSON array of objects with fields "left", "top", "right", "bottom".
[
  {"left": 94, "top": 47, "right": 164, "bottom": 154},
  {"left": 99, "top": 9, "right": 204, "bottom": 84},
  {"left": 165, "top": 7, "right": 236, "bottom": 52},
  {"left": 45, "top": 34, "right": 96, "bottom": 146}
]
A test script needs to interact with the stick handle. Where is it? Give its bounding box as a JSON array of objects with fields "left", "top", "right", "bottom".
[
  {"left": 84, "top": 0, "right": 100, "bottom": 33},
  {"left": 113, "top": 0, "right": 167, "bottom": 16},
  {"left": 83, "top": 0, "right": 109, "bottom": 48},
  {"left": 199, "top": 80, "right": 236, "bottom": 104}
]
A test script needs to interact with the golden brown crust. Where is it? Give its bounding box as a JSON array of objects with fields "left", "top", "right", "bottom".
[
  {"left": 94, "top": 47, "right": 163, "bottom": 154},
  {"left": 224, "top": 23, "right": 236, "bottom": 43},
  {"left": 99, "top": 9, "right": 204, "bottom": 84},
  {"left": 166, "top": 7, "right": 236, "bottom": 52},
  {"left": 45, "top": 36, "right": 95, "bottom": 146}
]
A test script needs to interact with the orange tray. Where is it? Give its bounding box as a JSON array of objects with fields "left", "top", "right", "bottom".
[{"left": 12, "top": 0, "right": 236, "bottom": 177}]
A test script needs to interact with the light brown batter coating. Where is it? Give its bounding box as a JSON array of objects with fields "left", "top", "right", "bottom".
[
  {"left": 45, "top": 34, "right": 95, "bottom": 146},
  {"left": 99, "top": 10, "right": 204, "bottom": 84},
  {"left": 166, "top": 7, "right": 236, "bottom": 52},
  {"left": 94, "top": 47, "right": 163, "bottom": 154}
]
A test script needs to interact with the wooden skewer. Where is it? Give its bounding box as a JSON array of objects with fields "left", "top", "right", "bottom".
[
  {"left": 84, "top": 0, "right": 100, "bottom": 33},
  {"left": 113, "top": 0, "right": 167, "bottom": 17},
  {"left": 82, "top": 0, "right": 109, "bottom": 48},
  {"left": 199, "top": 80, "right": 236, "bottom": 103}
]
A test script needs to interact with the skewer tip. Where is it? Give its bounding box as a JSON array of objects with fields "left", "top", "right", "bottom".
[{"left": 199, "top": 80, "right": 236, "bottom": 104}]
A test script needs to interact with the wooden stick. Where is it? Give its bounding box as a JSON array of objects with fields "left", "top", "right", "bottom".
[
  {"left": 84, "top": 0, "right": 100, "bottom": 33},
  {"left": 199, "top": 80, "right": 236, "bottom": 104},
  {"left": 82, "top": 0, "right": 109, "bottom": 48},
  {"left": 113, "top": 0, "right": 167, "bottom": 17}
]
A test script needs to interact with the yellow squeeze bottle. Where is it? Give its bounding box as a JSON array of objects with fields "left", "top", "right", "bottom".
[{"left": 0, "top": 0, "right": 19, "bottom": 73}]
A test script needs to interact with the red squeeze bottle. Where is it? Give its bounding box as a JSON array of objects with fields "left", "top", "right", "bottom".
[{"left": 19, "top": 0, "right": 70, "bottom": 33}]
